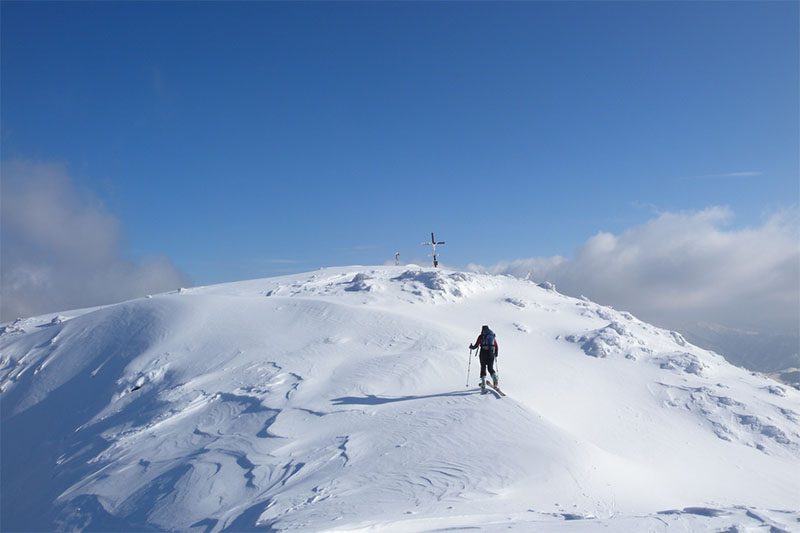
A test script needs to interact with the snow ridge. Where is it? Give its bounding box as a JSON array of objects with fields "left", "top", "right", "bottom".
[{"left": 1, "top": 266, "right": 798, "bottom": 532}]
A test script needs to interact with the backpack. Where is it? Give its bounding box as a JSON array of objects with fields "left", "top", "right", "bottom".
[{"left": 481, "top": 329, "right": 496, "bottom": 354}]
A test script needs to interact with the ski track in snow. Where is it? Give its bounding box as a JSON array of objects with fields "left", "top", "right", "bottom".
[{"left": 1, "top": 266, "right": 799, "bottom": 532}]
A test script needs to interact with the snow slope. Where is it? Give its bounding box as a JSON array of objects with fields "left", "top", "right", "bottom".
[{"left": 1, "top": 266, "right": 798, "bottom": 532}]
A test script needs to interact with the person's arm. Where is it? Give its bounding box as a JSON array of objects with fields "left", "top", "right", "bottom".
[
  {"left": 469, "top": 334, "right": 482, "bottom": 350},
  {"left": 494, "top": 339, "right": 499, "bottom": 357}
]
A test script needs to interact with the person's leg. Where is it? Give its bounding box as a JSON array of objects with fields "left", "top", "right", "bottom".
[
  {"left": 486, "top": 357, "right": 498, "bottom": 387},
  {"left": 479, "top": 351, "right": 489, "bottom": 389}
]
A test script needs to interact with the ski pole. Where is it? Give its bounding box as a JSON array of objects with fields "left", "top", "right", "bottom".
[{"left": 466, "top": 348, "right": 473, "bottom": 388}]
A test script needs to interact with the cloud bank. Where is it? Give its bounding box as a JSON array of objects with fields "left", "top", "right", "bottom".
[
  {"left": 1, "top": 160, "right": 191, "bottom": 322},
  {"left": 470, "top": 207, "right": 800, "bottom": 337}
]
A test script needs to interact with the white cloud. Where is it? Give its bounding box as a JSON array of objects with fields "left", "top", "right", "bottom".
[
  {"left": 1, "top": 160, "right": 191, "bottom": 321},
  {"left": 470, "top": 207, "right": 800, "bottom": 335},
  {"left": 680, "top": 171, "right": 764, "bottom": 180}
]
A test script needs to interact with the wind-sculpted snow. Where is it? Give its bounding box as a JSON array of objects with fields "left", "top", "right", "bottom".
[
  {"left": 1, "top": 266, "right": 799, "bottom": 532},
  {"left": 261, "top": 268, "right": 493, "bottom": 305},
  {"left": 558, "top": 300, "right": 800, "bottom": 457}
]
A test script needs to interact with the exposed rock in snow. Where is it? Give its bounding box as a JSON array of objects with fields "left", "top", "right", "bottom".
[
  {"left": 537, "top": 281, "right": 557, "bottom": 291},
  {"left": 565, "top": 321, "right": 652, "bottom": 360},
  {"left": 0, "top": 318, "right": 28, "bottom": 336},
  {"left": 655, "top": 351, "right": 707, "bottom": 375},
  {"left": 505, "top": 297, "right": 527, "bottom": 308},
  {"left": 345, "top": 272, "right": 374, "bottom": 292}
]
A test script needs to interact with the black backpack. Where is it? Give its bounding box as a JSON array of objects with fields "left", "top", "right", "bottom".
[{"left": 481, "top": 329, "right": 496, "bottom": 354}]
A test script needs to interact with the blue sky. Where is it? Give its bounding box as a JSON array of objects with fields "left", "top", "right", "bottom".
[{"left": 2, "top": 1, "right": 798, "bottom": 288}]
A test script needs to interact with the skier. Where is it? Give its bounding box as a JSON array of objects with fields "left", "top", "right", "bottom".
[{"left": 469, "top": 325, "right": 498, "bottom": 393}]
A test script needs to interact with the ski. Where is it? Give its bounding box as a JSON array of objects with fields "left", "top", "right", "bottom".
[
  {"left": 478, "top": 382, "right": 505, "bottom": 397},
  {"left": 486, "top": 382, "right": 506, "bottom": 397}
]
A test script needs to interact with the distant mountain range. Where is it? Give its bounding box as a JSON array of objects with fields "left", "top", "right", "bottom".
[{"left": 681, "top": 321, "right": 799, "bottom": 379}]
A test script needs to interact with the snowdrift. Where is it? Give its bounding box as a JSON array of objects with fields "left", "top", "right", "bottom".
[{"left": 1, "top": 266, "right": 798, "bottom": 532}]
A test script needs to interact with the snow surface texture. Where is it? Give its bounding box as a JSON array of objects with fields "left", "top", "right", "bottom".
[{"left": 1, "top": 266, "right": 799, "bottom": 532}]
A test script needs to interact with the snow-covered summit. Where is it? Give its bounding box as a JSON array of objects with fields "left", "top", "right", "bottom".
[{"left": 2, "top": 266, "right": 798, "bottom": 531}]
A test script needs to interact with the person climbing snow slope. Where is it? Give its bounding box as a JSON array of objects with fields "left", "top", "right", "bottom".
[{"left": 469, "top": 325, "right": 498, "bottom": 393}]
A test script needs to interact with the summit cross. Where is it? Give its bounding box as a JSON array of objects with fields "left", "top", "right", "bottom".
[{"left": 422, "top": 232, "right": 446, "bottom": 268}]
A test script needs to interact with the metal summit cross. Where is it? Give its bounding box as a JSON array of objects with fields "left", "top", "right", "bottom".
[{"left": 422, "top": 232, "right": 445, "bottom": 268}]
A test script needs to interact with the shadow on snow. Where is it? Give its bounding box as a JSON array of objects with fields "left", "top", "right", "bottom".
[{"left": 331, "top": 390, "right": 476, "bottom": 406}]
